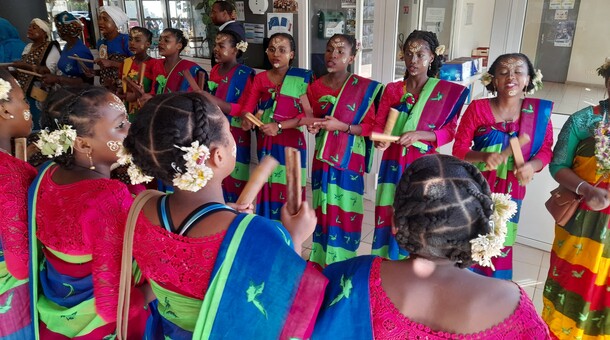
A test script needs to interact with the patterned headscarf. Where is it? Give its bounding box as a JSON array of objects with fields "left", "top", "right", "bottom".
[
  {"left": 31, "top": 18, "right": 52, "bottom": 41},
  {"left": 54, "top": 11, "right": 83, "bottom": 38}
]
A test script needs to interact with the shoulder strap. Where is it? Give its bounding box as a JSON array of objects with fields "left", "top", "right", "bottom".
[
  {"left": 178, "top": 203, "right": 235, "bottom": 236},
  {"left": 116, "top": 189, "right": 164, "bottom": 340}
]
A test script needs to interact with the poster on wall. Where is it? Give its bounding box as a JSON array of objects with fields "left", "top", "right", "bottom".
[
  {"left": 554, "top": 21, "right": 575, "bottom": 47},
  {"left": 267, "top": 13, "right": 293, "bottom": 37},
  {"left": 425, "top": 8, "right": 445, "bottom": 23},
  {"left": 244, "top": 23, "right": 265, "bottom": 44},
  {"left": 341, "top": 0, "right": 356, "bottom": 8},
  {"left": 235, "top": 1, "right": 245, "bottom": 21},
  {"left": 273, "top": 0, "right": 298, "bottom": 13},
  {"left": 554, "top": 9, "right": 568, "bottom": 20},
  {"left": 550, "top": 0, "right": 575, "bottom": 9}
]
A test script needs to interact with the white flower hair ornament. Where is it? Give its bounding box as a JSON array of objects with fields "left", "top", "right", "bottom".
[
  {"left": 236, "top": 41, "right": 248, "bottom": 53},
  {"left": 0, "top": 78, "right": 11, "bottom": 102},
  {"left": 470, "top": 193, "right": 517, "bottom": 269},
  {"left": 528, "top": 69, "right": 544, "bottom": 94},
  {"left": 115, "top": 144, "right": 154, "bottom": 185},
  {"left": 434, "top": 44, "right": 446, "bottom": 56},
  {"left": 181, "top": 31, "right": 191, "bottom": 55},
  {"left": 172, "top": 141, "right": 214, "bottom": 192},
  {"left": 35, "top": 120, "right": 78, "bottom": 158},
  {"left": 480, "top": 72, "right": 493, "bottom": 87}
]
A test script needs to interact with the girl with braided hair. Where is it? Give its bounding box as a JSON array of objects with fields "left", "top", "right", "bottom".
[
  {"left": 453, "top": 53, "right": 553, "bottom": 279},
  {"left": 28, "top": 85, "right": 149, "bottom": 338},
  {"left": 543, "top": 60, "right": 610, "bottom": 339},
  {"left": 313, "top": 154, "right": 549, "bottom": 339},
  {"left": 372, "top": 30, "right": 469, "bottom": 260},
  {"left": 0, "top": 70, "right": 35, "bottom": 338},
  {"left": 121, "top": 92, "right": 327, "bottom": 338}
]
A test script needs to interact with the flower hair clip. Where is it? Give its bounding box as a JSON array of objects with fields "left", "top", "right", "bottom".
[
  {"left": 355, "top": 39, "right": 362, "bottom": 53},
  {"left": 480, "top": 72, "right": 493, "bottom": 87},
  {"left": 0, "top": 78, "right": 11, "bottom": 102},
  {"left": 236, "top": 41, "right": 248, "bottom": 53},
  {"left": 172, "top": 141, "right": 214, "bottom": 192},
  {"left": 35, "top": 120, "right": 78, "bottom": 158},
  {"left": 528, "top": 69, "right": 544, "bottom": 94},
  {"left": 115, "top": 144, "right": 154, "bottom": 185},
  {"left": 435, "top": 44, "right": 446, "bottom": 56},
  {"left": 597, "top": 60, "right": 610, "bottom": 77},
  {"left": 470, "top": 193, "right": 517, "bottom": 269}
]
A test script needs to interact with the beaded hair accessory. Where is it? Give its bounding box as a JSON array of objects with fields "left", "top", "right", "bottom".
[
  {"left": 0, "top": 78, "right": 11, "bottom": 102},
  {"left": 470, "top": 193, "right": 517, "bottom": 269}
]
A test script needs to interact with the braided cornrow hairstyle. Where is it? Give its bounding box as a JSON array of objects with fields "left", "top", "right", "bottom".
[
  {"left": 164, "top": 28, "right": 188, "bottom": 52},
  {"left": 393, "top": 154, "right": 495, "bottom": 268},
  {"left": 485, "top": 53, "right": 536, "bottom": 93},
  {"left": 40, "top": 85, "right": 112, "bottom": 168},
  {"left": 123, "top": 92, "right": 228, "bottom": 185},
  {"left": 402, "top": 30, "right": 443, "bottom": 77}
]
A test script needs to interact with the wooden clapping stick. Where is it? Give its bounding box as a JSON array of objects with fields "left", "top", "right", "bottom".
[
  {"left": 485, "top": 133, "right": 531, "bottom": 170},
  {"left": 370, "top": 132, "right": 399, "bottom": 142},
  {"left": 68, "top": 55, "right": 95, "bottom": 63},
  {"left": 183, "top": 71, "right": 201, "bottom": 92},
  {"left": 236, "top": 156, "right": 280, "bottom": 206},
  {"left": 285, "top": 147, "right": 302, "bottom": 215},
  {"left": 13, "top": 138, "right": 27, "bottom": 162},
  {"left": 16, "top": 68, "right": 43, "bottom": 77},
  {"left": 244, "top": 112, "right": 264, "bottom": 127},
  {"left": 383, "top": 108, "right": 400, "bottom": 135},
  {"left": 138, "top": 63, "right": 146, "bottom": 85},
  {"left": 124, "top": 77, "right": 145, "bottom": 97}
]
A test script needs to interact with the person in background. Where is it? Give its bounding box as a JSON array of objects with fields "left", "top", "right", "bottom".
[
  {"left": 122, "top": 26, "right": 158, "bottom": 121},
  {"left": 313, "top": 154, "right": 550, "bottom": 339},
  {"left": 452, "top": 53, "right": 553, "bottom": 279},
  {"left": 0, "top": 69, "right": 35, "bottom": 339},
  {"left": 0, "top": 18, "right": 26, "bottom": 63},
  {"left": 42, "top": 11, "right": 94, "bottom": 88},
  {"left": 240, "top": 32, "right": 312, "bottom": 222},
  {"left": 200, "top": 29, "right": 254, "bottom": 203},
  {"left": 96, "top": 6, "right": 132, "bottom": 94},
  {"left": 12, "top": 18, "right": 60, "bottom": 130},
  {"left": 542, "top": 60, "right": 610, "bottom": 339},
  {"left": 371, "top": 30, "right": 469, "bottom": 260},
  {"left": 210, "top": 0, "right": 245, "bottom": 66},
  {"left": 306, "top": 34, "right": 382, "bottom": 267}
]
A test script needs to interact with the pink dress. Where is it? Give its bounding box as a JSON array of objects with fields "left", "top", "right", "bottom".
[{"left": 368, "top": 257, "right": 550, "bottom": 339}]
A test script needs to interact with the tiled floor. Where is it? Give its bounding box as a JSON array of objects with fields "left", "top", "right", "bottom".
[
  {"left": 530, "top": 81, "right": 606, "bottom": 115},
  {"left": 301, "top": 190, "right": 551, "bottom": 316}
]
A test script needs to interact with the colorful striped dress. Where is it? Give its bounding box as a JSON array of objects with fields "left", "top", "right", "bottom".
[
  {"left": 0, "top": 152, "right": 36, "bottom": 339},
  {"left": 208, "top": 63, "right": 255, "bottom": 203},
  {"left": 241, "top": 68, "right": 311, "bottom": 221},
  {"left": 132, "top": 200, "right": 328, "bottom": 338},
  {"left": 453, "top": 98, "right": 553, "bottom": 279},
  {"left": 372, "top": 78, "right": 469, "bottom": 260},
  {"left": 543, "top": 101, "right": 610, "bottom": 339},
  {"left": 150, "top": 59, "right": 208, "bottom": 94},
  {"left": 28, "top": 163, "right": 149, "bottom": 339},
  {"left": 307, "top": 74, "right": 382, "bottom": 267}
]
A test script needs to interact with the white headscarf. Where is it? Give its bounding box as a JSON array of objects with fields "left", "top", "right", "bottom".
[
  {"left": 100, "top": 6, "right": 129, "bottom": 30},
  {"left": 31, "top": 18, "right": 51, "bottom": 41}
]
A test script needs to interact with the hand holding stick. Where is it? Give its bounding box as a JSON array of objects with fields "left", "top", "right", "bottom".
[
  {"left": 284, "top": 147, "right": 302, "bottom": 215},
  {"left": 485, "top": 134, "right": 531, "bottom": 170},
  {"left": 183, "top": 71, "right": 201, "bottom": 92},
  {"left": 383, "top": 108, "right": 400, "bottom": 135},
  {"left": 124, "top": 77, "right": 145, "bottom": 97},
  {"left": 236, "top": 156, "right": 279, "bottom": 206},
  {"left": 244, "top": 112, "right": 264, "bottom": 128}
]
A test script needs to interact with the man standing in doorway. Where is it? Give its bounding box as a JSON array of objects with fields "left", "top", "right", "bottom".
[{"left": 211, "top": 1, "right": 245, "bottom": 65}]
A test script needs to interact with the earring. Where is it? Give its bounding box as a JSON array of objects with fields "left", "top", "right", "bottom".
[
  {"left": 9, "top": 115, "right": 14, "bottom": 119},
  {"left": 87, "top": 151, "right": 95, "bottom": 170}
]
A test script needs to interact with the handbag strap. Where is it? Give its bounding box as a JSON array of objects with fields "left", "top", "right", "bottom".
[{"left": 116, "top": 189, "right": 164, "bottom": 340}]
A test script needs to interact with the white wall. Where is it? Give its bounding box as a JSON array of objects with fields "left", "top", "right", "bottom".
[
  {"left": 565, "top": 0, "right": 610, "bottom": 86},
  {"left": 451, "top": 0, "right": 495, "bottom": 59},
  {"left": 520, "top": 0, "right": 543, "bottom": 60}
]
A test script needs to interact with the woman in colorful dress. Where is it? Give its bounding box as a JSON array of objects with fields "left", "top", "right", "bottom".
[
  {"left": 121, "top": 26, "right": 158, "bottom": 121},
  {"left": 28, "top": 86, "right": 149, "bottom": 338},
  {"left": 372, "top": 30, "right": 469, "bottom": 260},
  {"left": 306, "top": 34, "right": 382, "bottom": 267},
  {"left": 543, "top": 60, "right": 610, "bottom": 339},
  {"left": 149, "top": 28, "right": 207, "bottom": 94},
  {"left": 12, "top": 18, "right": 60, "bottom": 130},
  {"left": 95, "top": 6, "right": 132, "bottom": 94},
  {"left": 313, "top": 154, "right": 550, "bottom": 339},
  {"left": 0, "top": 70, "right": 35, "bottom": 338},
  {"left": 121, "top": 92, "right": 327, "bottom": 338},
  {"left": 200, "top": 29, "right": 254, "bottom": 203},
  {"left": 42, "top": 12, "right": 94, "bottom": 88},
  {"left": 241, "top": 33, "right": 311, "bottom": 221},
  {"left": 452, "top": 53, "right": 553, "bottom": 279}
]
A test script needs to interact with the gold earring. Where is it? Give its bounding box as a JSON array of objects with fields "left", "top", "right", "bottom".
[{"left": 87, "top": 151, "right": 95, "bottom": 170}]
